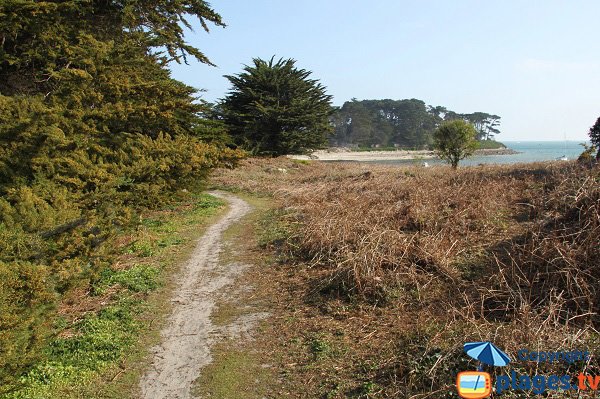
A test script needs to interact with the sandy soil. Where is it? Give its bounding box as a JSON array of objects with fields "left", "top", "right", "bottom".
[
  {"left": 139, "top": 191, "right": 255, "bottom": 399},
  {"left": 289, "top": 148, "right": 516, "bottom": 162}
]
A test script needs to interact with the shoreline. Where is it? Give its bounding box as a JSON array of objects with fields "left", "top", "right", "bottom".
[{"left": 289, "top": 147, "right": 519, "bottom": 162}]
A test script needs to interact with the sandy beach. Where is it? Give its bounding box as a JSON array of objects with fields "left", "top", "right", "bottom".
[{"left": 289, "top": 148, "right": 518, "bottom": 161}]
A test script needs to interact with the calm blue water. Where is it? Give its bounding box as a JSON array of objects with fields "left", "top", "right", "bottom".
[{"left": 375, "top": 141, "right": 591, "bottom": 166}]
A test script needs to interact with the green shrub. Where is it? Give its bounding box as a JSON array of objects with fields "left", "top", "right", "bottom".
[
  {"left": 0, "top": 0, "right": 245, "bottom": 390},
  {"left": 0, "top": 261, "right": 55, "bottom": 393},
  {"left": 578, "top": 143, "right": 597, "bottom": 165}
]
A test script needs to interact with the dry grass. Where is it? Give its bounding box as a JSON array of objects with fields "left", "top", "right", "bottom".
[{"left": 212, "top": 158, "right": 600, "bottom": 397}]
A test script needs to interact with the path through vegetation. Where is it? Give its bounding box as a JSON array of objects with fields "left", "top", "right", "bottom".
[{"left": 139, "top": 191, "right": 252, "bottom": 399}]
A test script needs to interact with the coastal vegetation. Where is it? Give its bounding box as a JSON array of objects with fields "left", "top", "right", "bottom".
[
  {"left": 330, "top": 98, "right": 502, "bottom": 148},
  {"left": 212, "top": 157, "right": 600, "bottom": 397},
  {"left": 474, "top": 139, "right": 507, "bottom": 150},
  {"left": 0, "top": 0, "right": 242, "bottom": 392},
  {"left": 2, "top": 193, "right": 225, "bottom": 399},
  {"left": 433, "top": 119, "right": 479, "bottom": 168}
]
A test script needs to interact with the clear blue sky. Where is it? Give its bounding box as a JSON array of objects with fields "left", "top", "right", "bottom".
[{"left": 169, "top": 0, "right": 600, "bottom": 141}]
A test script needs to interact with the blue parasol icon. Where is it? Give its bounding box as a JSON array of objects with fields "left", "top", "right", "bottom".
[{"left": 464, "top": 341, "right": 511, "bottom": 367}]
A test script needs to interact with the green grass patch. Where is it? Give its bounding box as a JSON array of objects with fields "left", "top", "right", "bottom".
[
  {"left": 4, "top": 298, "right": 140, "bottom": 399},
  {"left": 1, "top": 192, "right": 225, "bottom": 399},
  {"left": 126, "top": 240, "right": 155, "bottom": 257},
  {"left": 256, "top": 208, "right": 295, "bottom": 250},
  {"left": 309, "top": 336, "right": 332, "bottom": 360},
  {"left": 193, "top": 345, "right": 269, "bottom": 399},
  {"left": 94, "top": 264, "right": 161, "bottom": 294}
]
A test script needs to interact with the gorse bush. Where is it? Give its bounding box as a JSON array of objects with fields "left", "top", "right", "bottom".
[
  {"left": 0, "top": 0, "right": 243, "bottom": 391},
  {"left": 0, "top": 261, "right": 55, "bottom": 386}
]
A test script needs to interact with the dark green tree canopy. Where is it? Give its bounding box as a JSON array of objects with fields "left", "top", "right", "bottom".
[
  {"left": 433, "top": 119, "right": 479, "bottom": 169},
  {"left": 331, "top": 99, "right": 437, "bottom": 148},
  {"left": 330, "top": 99, "right": 501, "bottom": 148},
  {"left": 589, "top": 116, "right": 600, "bottom": 159},
  {"left": 220, "top": 57, "right": 334, "bottom": 156},
  {"left": 0, "top": 0, "right": 224, "bottom": 96}
]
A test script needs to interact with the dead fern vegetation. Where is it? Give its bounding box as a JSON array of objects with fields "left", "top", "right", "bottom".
[{"left": 212, "top": 158, "right": 600, "bottom": 398}]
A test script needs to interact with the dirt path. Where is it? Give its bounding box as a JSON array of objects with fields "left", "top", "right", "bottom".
[{"left": 139, "top": 191, "right": 251, "bottom": 399}]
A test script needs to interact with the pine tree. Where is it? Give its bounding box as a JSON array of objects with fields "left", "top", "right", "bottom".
[{"left": 221, "top": 57, "right": 333, "bottom": 156}]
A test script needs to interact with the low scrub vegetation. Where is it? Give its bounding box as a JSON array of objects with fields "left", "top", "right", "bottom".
[
  {"left": 213, "top": 158, "right": 600, "bottom": 397},
  {"left": 2, "top": 193, "right": 224, "bottom": 398}
]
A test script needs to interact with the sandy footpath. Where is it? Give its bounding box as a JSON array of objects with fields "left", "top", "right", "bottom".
[
  {"left": 289, "top": 148, "right": 516, "bottom": 162},
  {"left": 139, "top": 191, "right": 253, "bottom": 399}
]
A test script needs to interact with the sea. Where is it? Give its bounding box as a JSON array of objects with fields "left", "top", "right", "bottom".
[{"left": 375, "top": 141, "right": 592, "bottom": 166}]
